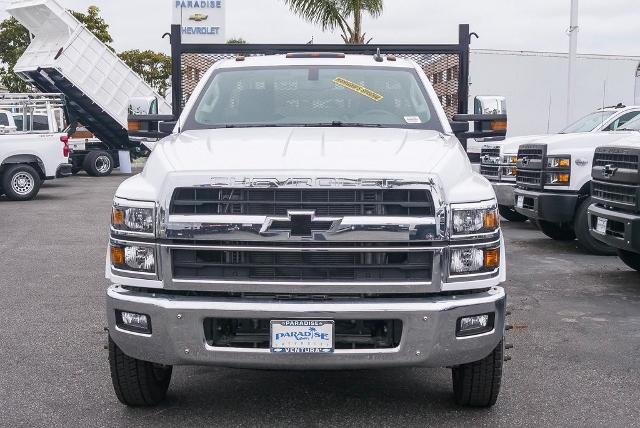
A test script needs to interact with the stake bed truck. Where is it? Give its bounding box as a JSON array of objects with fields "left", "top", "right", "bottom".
[{"left": 106, "top": 54, "right": 508, "bottom": 407}]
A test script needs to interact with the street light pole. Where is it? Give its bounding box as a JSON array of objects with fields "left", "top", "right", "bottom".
[{"left": 567, "top": 0, "right": 579, "bottom": 124}]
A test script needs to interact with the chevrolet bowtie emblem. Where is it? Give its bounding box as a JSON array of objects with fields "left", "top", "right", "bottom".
[
  {"left": 260, "top": 211, "right": 339, "bottom": 238},
  {"left": 189, "top": 13, "right": 209, "bottom": 22},
  {"left": 602, "top": 164, "right": 618, "bottom": 178}
]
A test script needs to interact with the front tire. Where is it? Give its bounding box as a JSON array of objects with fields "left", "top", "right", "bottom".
[
  {"left": 537, "top": 220, "right": 576, "bottom": 241},
  {"left": 1, "top": 164, "right": 42, "bottom": 201},
  {"left": 574, "top": 197, "right": 616, "bottom": 255},
  {"left": 83, "top": 151, "right": 114, "bottom": 177},
  {"left": 452, "top": 339, "right": 504, "bottom": 407},
  {"left": 499, "top": 205, "right": 528, "bottom": 222},
  {"left": 108, "top": 336, "right": 172, "bottom": 407},
  {"left": 618, "top": 250, "right": 640, "bottom": 272}
]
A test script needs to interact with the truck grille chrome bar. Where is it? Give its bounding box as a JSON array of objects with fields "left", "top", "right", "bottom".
[{"left": 170, "top": 188, "right": 435, "bottom": 217}]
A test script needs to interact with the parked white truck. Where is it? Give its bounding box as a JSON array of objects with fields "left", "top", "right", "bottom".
[
  {"left": 106, "top": 54, "right": 509, "bottom": 408},
  {"left": 512, "top": 123, "right": 640, "bottom": 254},
  {"left": 0, "top": 93, "right": 71, "bottom": 200},
  {"left": 482, "top": 104, "right": 640, "bottom": 222},
  {"left": 588, "top": 135, "right": 640, "bottom": 271}
]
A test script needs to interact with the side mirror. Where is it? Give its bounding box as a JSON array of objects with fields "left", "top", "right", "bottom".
[
  {"left": 451, "top": 96, "right": 508, "bottom": 141},
  {"left": 159, "top": 121, "right": 177, "bottom": 134}
]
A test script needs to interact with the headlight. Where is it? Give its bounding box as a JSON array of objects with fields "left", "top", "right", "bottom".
[
  {"left": 450, "top": 246, "right": 500, "bottom": 275},
  {"left": 112, "top": 198, "right": 155, "bottom": 236},
  {"left": 546, "top": 172, "right": 570, "bottom": 185},
  {"left": 451, "top": 201, "right": 499, "bottom": 236},
  {"left": 502, "top": 155, "right": 518, "bottom": 165},
  {"left": 546, "top": 157, "right": 571, "bottom": 168},
  {"left": 111, "top": 243, "right": 156, "bottom": 273}
]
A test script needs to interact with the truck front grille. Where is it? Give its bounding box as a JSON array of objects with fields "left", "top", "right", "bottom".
[
  {"left": 516, "top": 144, "right": 546, "bottom": 189},
  {"left": 172, "top": 248, "right": 433, "bottom": 283},
  {"left": 204, "top": 318, "right": 402, "bottom": 349},
  {"left": 170, "top": 188, "right": 434, "bottom": 217},
  {"left": 592, "top": 180, "right": 638, "bottom": 210},
  {"left": 480, "top": 147, "right": 501, "bottom": 180},
  {"left": 516, "top": 170, "right": 543, "bottom": 188},
  {"left": 593, "top": 152, "right": 639, "bottom": 171}
]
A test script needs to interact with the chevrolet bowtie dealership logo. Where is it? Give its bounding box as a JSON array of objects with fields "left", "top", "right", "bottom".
[{"left": 189, "top": 13, "right": 209, "bottom": 21}]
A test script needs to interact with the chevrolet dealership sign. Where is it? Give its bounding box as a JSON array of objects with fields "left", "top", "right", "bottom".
[{"left": 173, "top": 1, "right": 226, "bottom": 44}]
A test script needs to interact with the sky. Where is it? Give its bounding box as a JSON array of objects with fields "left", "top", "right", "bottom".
[{"left": 0, "top": 0, "right": 639, "bottom": 57}]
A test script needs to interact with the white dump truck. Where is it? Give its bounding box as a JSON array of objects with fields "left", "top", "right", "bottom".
[
  {"left": 7, "top": 0, "right": 172, "bottom": 176},
  {"left": 106, "top": 53, "right": 510, "bottom": 408}
]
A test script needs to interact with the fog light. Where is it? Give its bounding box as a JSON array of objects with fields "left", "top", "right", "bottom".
[
  {"left": 117, "top": 310, "right": 151, "bottom": 334},
  {"left": 457, "top": 313, "right": 494, "bottom": 337}
]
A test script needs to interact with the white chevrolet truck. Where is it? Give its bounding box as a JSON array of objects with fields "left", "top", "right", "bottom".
[
  {"left": 106, "top": 54, "right": 509, "bottom": 408},
  {"left": 512, "top": 128, "right": 639, "bottom": 254},
  {"left": 482, "top": 105, "right": 640, "bottom": 222},
  {"left": 588, "top": 134, "right": 640, "bottom": 272}
]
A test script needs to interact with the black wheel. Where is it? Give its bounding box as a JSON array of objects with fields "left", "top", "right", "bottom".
[
  {"left": 83, "top": 151, "right": 114, "bottom": 177},
  {"left": 574, "top": 197, "right": 616, "bottom": 255},
  {"left": 498, "top": 205, "right": 528, "bottom": 222},
  {"left": 108, "top": 336, "right": 172, "bottom": 407},
  {"left": 452, "top": 339, "right": 504, "bottom": 407},
  {"left": 537, "top": 220, "right": 576, "bottom": 241},
  {"left": 1, "top": 164, "right": 42, "bottom": 201},
  {"left": 618, "top": 250, "right": 640, "bottom": 272}
]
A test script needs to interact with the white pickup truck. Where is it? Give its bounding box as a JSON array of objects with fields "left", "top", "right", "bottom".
[
  {"left": 106, "top": 54, "right": 510, "bottom": 408},
  {"left": 0, "top": 95, "right": 71, "bottom": 200},
  {"left": 481, "top": 105, "right": 640, "bottom": 222}
]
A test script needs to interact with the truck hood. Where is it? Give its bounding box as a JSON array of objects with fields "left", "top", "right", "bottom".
[
  {"left": 120, "top": 127, "right": 494, "bottom": 204},
  {"left": 541, "top": 131, "right": 635, "bottom": 154},
  {"left": 153, "top": 127, "right": 455, "bottom": 174}
]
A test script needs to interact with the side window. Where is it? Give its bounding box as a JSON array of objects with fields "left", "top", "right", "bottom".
[
  {"left": 0, "top": 113, "right": 8, "bottom": 126},
  {"left": 603, "top": 111, "right": 640, "bottom": 131}
]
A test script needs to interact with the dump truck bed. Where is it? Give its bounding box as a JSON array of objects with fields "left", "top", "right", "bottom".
[{"left": 8, "top": 0, "right": 172, "bottom": 150}]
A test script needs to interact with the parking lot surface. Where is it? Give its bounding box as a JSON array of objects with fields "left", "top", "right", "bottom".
[{"left": 1, "top": 174, "right": 639, "bottom": 427}]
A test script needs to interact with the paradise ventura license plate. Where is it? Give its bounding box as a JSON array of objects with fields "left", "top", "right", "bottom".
[
  {"left": 595, "top": 217, "right": 608, "bottom": 234},
  {"left": 270, "top": 320, "right": 334, "bottom": 353},
  {"left": 516, "top": 195, "right": 524, "bottom": 209}
]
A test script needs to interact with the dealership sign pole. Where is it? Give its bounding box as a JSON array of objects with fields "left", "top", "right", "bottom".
[{"left": 566, "top": 0, "right": 579, "bottom": 124}]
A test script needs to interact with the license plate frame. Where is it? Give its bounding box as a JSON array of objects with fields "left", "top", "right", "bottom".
[
  {"left": 270, "top": 320, "right": 335, "bottom": 353},
  {"left": 595, "top": 217, "right": 608, "bottom": 235}
]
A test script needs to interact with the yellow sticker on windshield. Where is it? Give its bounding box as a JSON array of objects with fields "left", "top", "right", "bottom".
[{"left": 333, "top": 77, "right": 384, "bottom": 102}]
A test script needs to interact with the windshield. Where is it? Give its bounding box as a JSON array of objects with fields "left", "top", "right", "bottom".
[
  {"left": 184, "top": 66, "right": 443, "bottom": 131},
  {"left": 560, "top": 110, "right": 615, "bottom": 133},
  {"left": 618, "top": 115, "right": 640, "bottom": 131}
]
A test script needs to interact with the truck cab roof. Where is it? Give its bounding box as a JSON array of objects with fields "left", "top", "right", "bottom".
[{"left": 215, "top": 53, "right": 417, "bottom": 69}]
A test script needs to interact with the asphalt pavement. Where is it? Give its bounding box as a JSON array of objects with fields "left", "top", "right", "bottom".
[{"left": 1, "top": 173, "right": 639, "bottom": 427}]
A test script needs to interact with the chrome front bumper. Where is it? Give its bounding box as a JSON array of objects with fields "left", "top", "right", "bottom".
[
  {"left": 107, "top": 285, "right": 506, "bottom": 369},
  {"left": 492, "top": 182, "right": 516, "bottom": 207}
]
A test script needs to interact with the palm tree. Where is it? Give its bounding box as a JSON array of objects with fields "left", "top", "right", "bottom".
[{"left": 283, "top": 0, "right": 383, "bottom": 44}]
